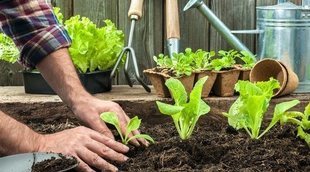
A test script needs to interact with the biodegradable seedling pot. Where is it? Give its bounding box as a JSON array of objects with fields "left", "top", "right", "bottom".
[
  {"left": 23, "top": 70, "right": 112, "bottom": 94},
  {"left": 239, "top": 69, "right": 251, "bottom": 81},
  {"left": 250, "top": 59, "right": 298, "bottom": 97},
  {"left": 212, "top": 69, "right": 240, "bottom": 97},
  {"left": 234, "top": 64, "right": 251, "bottom": 81},
  {"left": 277, "top": 61, "right": 299, "bottom": 96},
  {"left": 164, "top": 74, "right": 196, "bottom": 95},
  {"left": 144, "top": 68, "right": 170, "bottom": 98},
  {"left": 195, "top": 70, "right": 217, "bottom": 98}
]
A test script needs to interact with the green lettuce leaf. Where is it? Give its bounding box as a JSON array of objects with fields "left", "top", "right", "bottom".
[{"left": 0, "top": 33, "right": 19, "bottom": 63}]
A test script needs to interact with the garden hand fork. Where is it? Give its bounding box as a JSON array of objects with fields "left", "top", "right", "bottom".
[{"left": 110, "top": 0, "right": 151, "bottom": 92}]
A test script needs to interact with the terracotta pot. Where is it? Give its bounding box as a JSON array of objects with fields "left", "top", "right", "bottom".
[
  {"left": 143, "top": 68, "right": 170, "bottom": 98},
  {"left": 195, "top": 70, "right": 217, "bottom": 98},
  {"left": 212, "top": 69, "right": 240, "bottom": 97},
  {"left": 250, "top": 59, "right": 298, "bottom": 97}
]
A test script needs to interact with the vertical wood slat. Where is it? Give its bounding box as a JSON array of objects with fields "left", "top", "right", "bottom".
[
  {"left": 0, "top": 62, "right": 23, "bottom": 86},
  {"left": 53, "top": 0, "right": 73, "bottom": 20},
  {"left": 72, "top": 0, "right": 118, "bottom": 27},
  {"left": 209, "top": 0, "right": 256, "bottom": 53},
  {"left": 174, "top": 0, "right": 210, "bottom": 53}
]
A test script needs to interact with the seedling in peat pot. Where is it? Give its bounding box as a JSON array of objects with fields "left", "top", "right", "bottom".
[
  {"left": 224, "top": 78, "right": 300, "bottom": 139},
  {"left": 192, "top": 49, "right": 215, "bottom": 71},
  {"left": 239, "top": 50, "right": 256, "bottom": 69},
  {"left": 210, "top": 50, "right": 238, "bottom": 71},
  {"left": 100, "top": 112, "right": 154, "bottom": 145},
  {"left": 156, "top": 76, "right": 210, "bottom": 140},
  {"left": 153, "top": 54, "right": 173, "bottom": 69}
]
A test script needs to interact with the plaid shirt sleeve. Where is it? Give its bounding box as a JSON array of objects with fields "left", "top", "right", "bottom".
[{"left": 0, "top": 0, "right": 71, "bottom": 68}]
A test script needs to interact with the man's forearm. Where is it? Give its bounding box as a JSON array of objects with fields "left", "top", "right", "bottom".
[
  {"left": 0, "top": 111, "right": 41, "bottom": 155},
  {"left": 36, "top": 48, "right": 91, "bottom": 109}
]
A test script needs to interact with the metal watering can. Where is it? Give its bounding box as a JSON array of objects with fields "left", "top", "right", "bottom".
[{"left": 184, "top": 0, "right": 310, "bottom": 93}]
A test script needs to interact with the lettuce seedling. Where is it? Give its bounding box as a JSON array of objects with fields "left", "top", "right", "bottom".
[
  {"left": 192, "top": 49, "right": 215, "bottom": 71},
  {"left": 153, "top": 54, "right": 173, "bottom": 68},
  {"left": 278, "top": 103, "right": 310, "bottom": 146},
  {"left": 239, "top": 51, "right": 256, "bottom": 69},
  {"left": 172, "top": 48, "right": 195, "bottom": 77},
  {"left": 156, "top": 76, "right": 210, "bottom": 140},
  {"left": 224, "top": 78, "right": 300, "bottom": 139},
  {"left": 100, "top": 112, "right": 154, "bottom": 145},
  {"left": 210, "top": 50, "right": 238, "bottom": 71},
  {"left": 0, "top": 33, "right": 19, "bottom": 63}
]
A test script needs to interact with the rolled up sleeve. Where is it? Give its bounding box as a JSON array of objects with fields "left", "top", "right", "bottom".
[{"left": 0, "top": 0, "right": 71, "bottom": 68}]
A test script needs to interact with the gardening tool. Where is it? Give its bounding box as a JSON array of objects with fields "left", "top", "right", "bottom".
[
  {"left": 183, "top": 0, "right": 254, "bottom": 57},
  {"left": 166, "top": 0, "right": 180, "bottom": 58},
  {"left": 0, "top": 152, "right": 78, "bottom": 172},
  {"left": 110, "top": 0, "right": 151, "bottom": 93},
  {"left": 183, "top": 0, "right": 310, "bottom": 93}
]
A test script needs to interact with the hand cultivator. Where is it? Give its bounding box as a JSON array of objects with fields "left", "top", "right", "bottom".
[{"left": 110, "top": 0, "right": 151, "bottom": 93}]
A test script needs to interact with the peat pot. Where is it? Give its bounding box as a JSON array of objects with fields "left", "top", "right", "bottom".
[{"left": 22, "top": 70, "right": 112, "bottom": 94}]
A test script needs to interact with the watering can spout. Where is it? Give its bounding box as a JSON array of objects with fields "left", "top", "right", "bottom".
[
  {"left": 184, "top": 0, "right": 255, "bottom": 58},
  {"left": 183, "top": 0, "right": 203, "bottom": 11}
]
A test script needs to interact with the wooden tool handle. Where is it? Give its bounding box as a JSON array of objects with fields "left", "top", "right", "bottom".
[
  {"left": 166, "top": 0, "right": 180, "bottom": 39},
  {"left": 128, "top": 0, "right": 144, "bottom": 19}
]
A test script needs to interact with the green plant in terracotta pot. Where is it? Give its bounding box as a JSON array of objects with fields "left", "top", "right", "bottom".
[
  {"left": 192, "top": 49, "right": 217, "bottom": 98},
  {"left": 236, "top": 50, "right": 256, "bottom": 81},
  {"left": 144, "top": 48, "right": 197, "bottom": 97},
  {"left": 210, "top": 49, "right": 241, "bottom": 97}
]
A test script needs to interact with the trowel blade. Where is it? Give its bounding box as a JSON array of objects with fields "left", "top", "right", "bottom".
[{"left": 0, "top": 152, "right": 78, "bottom": 172}]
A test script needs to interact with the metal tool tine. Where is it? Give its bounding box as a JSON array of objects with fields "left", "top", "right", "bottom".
[
  {"left": 128, "top": 47, "right": 151, "bottom": 92},
  {"left": 124, "top": 49, "right": 133, "bottom": 87},
  {"left": 110, "top": 48, "right": 126, "bottom": 79}
]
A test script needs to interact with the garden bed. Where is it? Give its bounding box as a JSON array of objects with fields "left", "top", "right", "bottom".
[{"left": 0, "top": 86, "right": 309, "bottom": 171}]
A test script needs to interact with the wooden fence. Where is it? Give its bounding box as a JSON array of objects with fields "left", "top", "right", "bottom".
[{"left": 0, "top": 0, "right": 301, "bottom": 85}]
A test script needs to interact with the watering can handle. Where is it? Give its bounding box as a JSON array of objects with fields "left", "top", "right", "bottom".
[
  {"left": 128, "top": 0, "right": 144, "bottom": 19},
  {"left": 166, "top": 0, "right": 180, "bottom": 39}
]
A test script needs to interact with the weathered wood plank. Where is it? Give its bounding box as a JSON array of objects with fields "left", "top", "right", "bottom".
[
  {"left": 52, "top": 0, "right": 73, "bottom": 20},
  {"left": 0, "top": 62, "right": 23, "bottom": 86},
  {"left": 73, "top": 0, "right": 118, "bottom": 27},
  {"left": 176, "top": 0, "right": 210, "bottom": 52},
  {"left": 209, "top": 0, "right": 256, "bottom": 53}
]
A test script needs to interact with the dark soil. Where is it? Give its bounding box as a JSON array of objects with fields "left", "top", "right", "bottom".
[
  {"left": 153, "top": 67, "right": 175, "bottom": 77},
  {"left": 1, "top": 103, "right": 309, "bottom": 171},
  {"left": 31, "top": 153, "right": 77, "bottom": 172},
  {"left": 118, "top": 121, "right": 309, "bottom": 172}
]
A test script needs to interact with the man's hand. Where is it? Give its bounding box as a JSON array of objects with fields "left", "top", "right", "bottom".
[
  {"left": 37, "top": 126, "right": 129, "bottom": 172},
  {"left": 71, "top": 96, "right": 149, "bottom": 147},
  {"left": 37, "top": 48, "right": 148, "bottom": 147}
]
